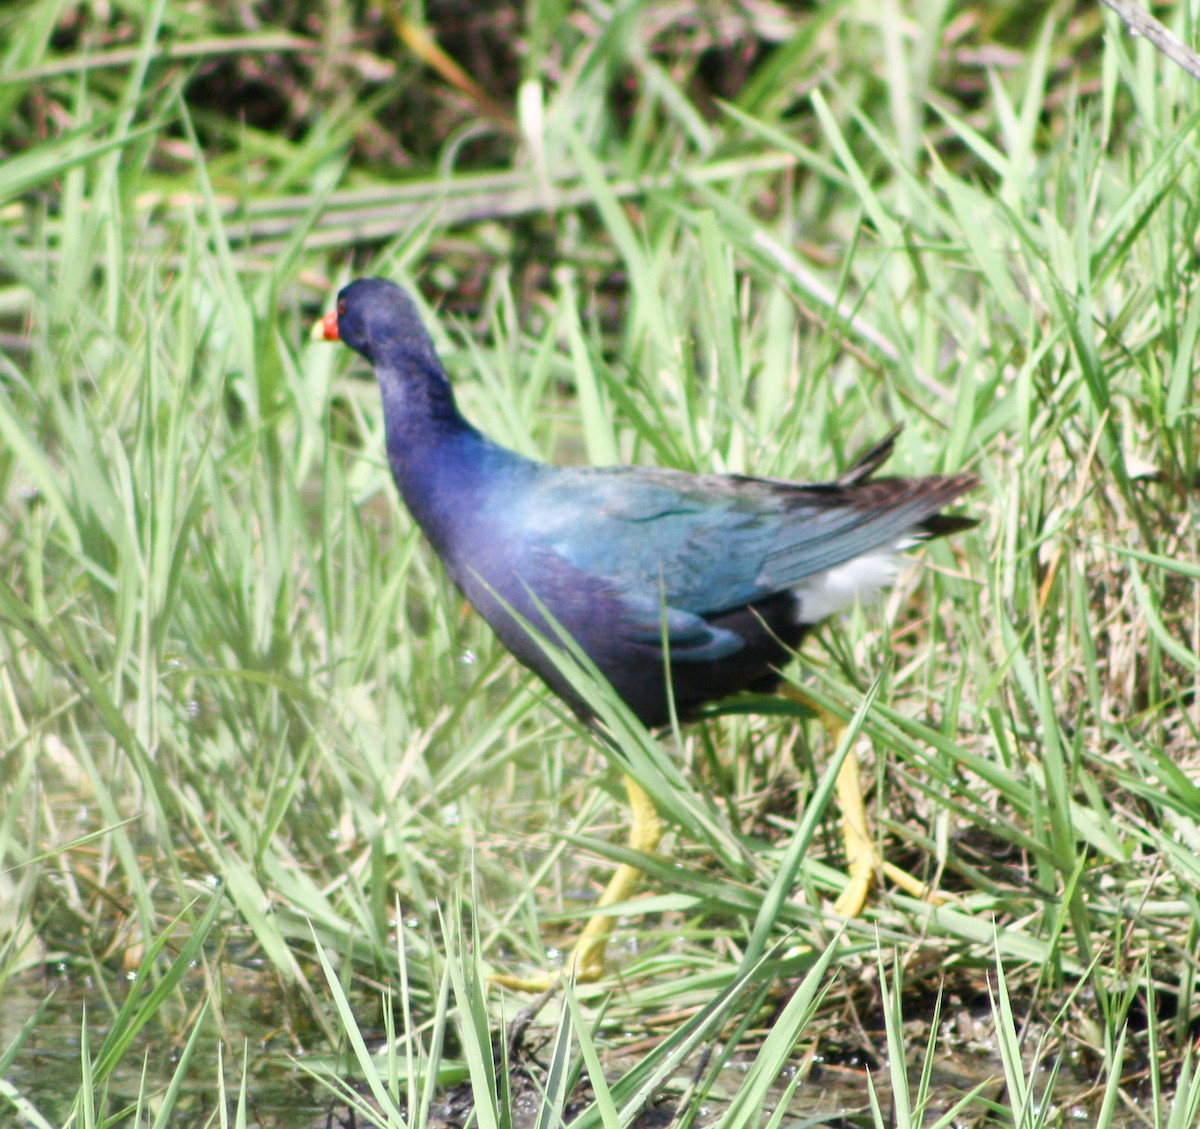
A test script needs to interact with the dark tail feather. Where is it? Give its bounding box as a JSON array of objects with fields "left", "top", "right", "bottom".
[
  {"left": 838, "top": 426, "right": 904, "bottom": 485},
  {"left": 919, "top": 509, "right": 978, "bottom": 539},
  {"left": 838, "top": 427, "right": 977, "bottom": 540}
]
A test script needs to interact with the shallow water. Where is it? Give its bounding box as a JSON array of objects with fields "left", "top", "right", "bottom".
[
  {"left": 2, "top": 964, "right": 328, "bottom": 1126},
  {"left": 0, "top": 966, "right": 1150, "bottom": 1128}
]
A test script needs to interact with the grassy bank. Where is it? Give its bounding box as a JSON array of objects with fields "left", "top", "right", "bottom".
[{"left": 2, "top": 1, "right": 1200, "bottom": 1125}]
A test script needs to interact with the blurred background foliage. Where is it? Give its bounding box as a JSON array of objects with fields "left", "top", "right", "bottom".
[{"left": 3, "top": 0, "right": 1200, "bottom": 1125}]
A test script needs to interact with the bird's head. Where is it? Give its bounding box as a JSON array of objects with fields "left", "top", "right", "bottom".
[{"left": 320, "top": 277, "right": 436, "bottom": 369}]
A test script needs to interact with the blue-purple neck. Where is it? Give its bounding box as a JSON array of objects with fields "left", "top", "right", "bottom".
[
  {"left": 373, "top": 347, "right": 536, "bottom": 551},
  {"left": 376, "top": 348, "right": 471, "bottom": 437}
]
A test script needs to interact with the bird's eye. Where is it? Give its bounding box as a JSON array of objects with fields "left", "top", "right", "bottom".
[{"left": 337, "top": 299, "right": 347, "bottom": 317}]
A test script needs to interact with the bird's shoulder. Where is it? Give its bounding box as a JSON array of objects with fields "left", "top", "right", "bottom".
[
  {"left": 507, "top": 465, "right": 792, "bottom": 613},
  {"left": 521, "top": 463, "right": 799, "bottom": 527}
]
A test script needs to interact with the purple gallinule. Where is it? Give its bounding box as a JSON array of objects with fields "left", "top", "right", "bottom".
[{"left": 321, "top": 277, "right": 975, "bottom": 989}]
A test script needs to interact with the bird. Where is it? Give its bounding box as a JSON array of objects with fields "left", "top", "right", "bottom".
[{"left": 320, "top": 276, "right": 976, "bottom": 990}]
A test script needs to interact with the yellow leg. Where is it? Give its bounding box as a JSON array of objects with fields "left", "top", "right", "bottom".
[
  {"left": 829, "top": 718, "right": 876, "bottom": 917},
  {"left": 490, "top": 774, "right": 662, "bottom": 992},
  {"left": 785, "top": 687, "right": 941, "bottom": 916}
]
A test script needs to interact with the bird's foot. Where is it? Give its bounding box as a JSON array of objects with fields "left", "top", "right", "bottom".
[
  {"left": 484, "top": 935, "right": 609, "bottom": 988},
  {"left": 490, "top": 774, "right": 660, "bottom": 993},
  {"left": 828, "top": 719, "right": 948, "bottom": 917},
  {"left": 488, "top": 969, "right": 561, "bottom": 993},
  {"left": 831, "top": 839, "right": 946, "bottom": 918},
  {"left": 488, "top": 931, "right": 609, "bottom": 993}
]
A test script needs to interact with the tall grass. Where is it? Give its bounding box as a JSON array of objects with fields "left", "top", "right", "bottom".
[{"left": 1, "top": 0, "right": 1199, "bottom": 1125}]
